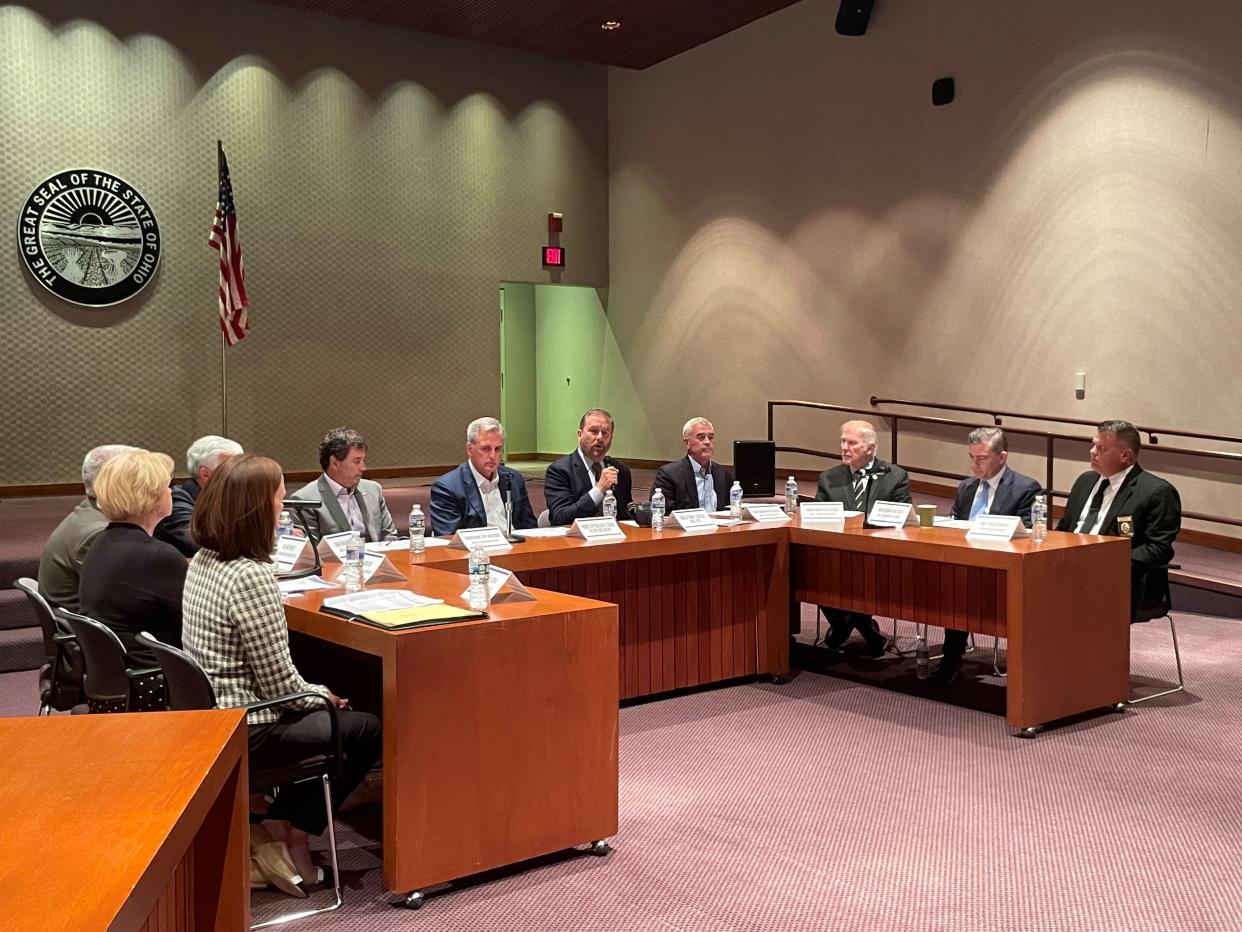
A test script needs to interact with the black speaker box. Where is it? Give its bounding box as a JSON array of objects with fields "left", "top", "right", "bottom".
[
  {"left": 932, "top": 77, "right": 955, "bottom": 106},
  {"left": 734, "top": 440, "right": 776, "bottom": 497},
  {"left": 835, "top": 0, "right": 874, "bottom": 36}
]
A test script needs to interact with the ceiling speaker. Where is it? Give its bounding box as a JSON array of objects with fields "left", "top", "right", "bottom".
[{"left": 835, "top": 0, "right": 874, "bottom": 36}]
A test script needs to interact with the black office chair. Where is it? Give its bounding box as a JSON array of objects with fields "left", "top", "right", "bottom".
[
  {"left": 13, "top": 578, "right": 83, "bottom": 715},
  {"left": 55, "top": 609, "right": 164, "bottom": 713},
  {"left": 135, "top": 632, "right": 344, "bottom": 928},
  {"left": 1128, "top": 563, "right": 1184, "bottom": 704}
]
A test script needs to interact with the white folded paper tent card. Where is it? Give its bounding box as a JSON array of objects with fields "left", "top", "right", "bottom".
[
  {"left": 568, "top": 517, "right": 627, "bottom": 542},
  {"left": 316, "top": 532, "right": 407, "bottom": 584},
  {"left": 666, "top": 508, "right": 720, "bottom": 531},
  {"left": 459, "top": 564, "right": 536, "bottom": 603},
  {"left": 450, "top": 526, "right": 514, "bottom": 553}
]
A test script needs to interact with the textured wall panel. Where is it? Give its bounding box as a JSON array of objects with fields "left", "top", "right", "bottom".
[{"left": 0, "top": 0, "right": 608, "bottom": 484}]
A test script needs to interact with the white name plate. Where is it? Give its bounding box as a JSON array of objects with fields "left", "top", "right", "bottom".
[
  {"left": 966, "top": 515, "right": 1030, "bottom": 542},
  {"left": 743, "top": 503, "right": 792, "bottom": 523},
  {"left": 461, "top": 565, "right": 536, "bottom": 603},
  {"left": 867, "top": 501, "right": 913, "bottom": 528},
  {"left": 668, "top": 508, "right": 717, "bottom": 531},
  {"left": 569, "top": 516, "right": 627, "bottom": 542},
  {"left": 274, "top": 536, "right": 308, "bottom": 572},
  {"left": 319, "top": 531, "right": 353, "bottom": 561},
  {"left": 453, "top": 526, "right": 514, "bottom": 553},
  {"left": 800, "top": 501, "right": 843, "bottom": 521}
]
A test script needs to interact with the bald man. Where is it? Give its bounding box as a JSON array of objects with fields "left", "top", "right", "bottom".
[{"left": 813, "top": 419, "right": 911, "bottom": 655}]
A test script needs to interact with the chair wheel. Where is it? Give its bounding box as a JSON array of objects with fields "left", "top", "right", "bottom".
[
  {"left": 589, "top": 840, "right": 612, "bottom": 857},
  {"left": 404, "top": 890, "right": 425, "bottom": 910},
  {"left": 1016, "top": 726, "right": 1041, "bottom": 739}
]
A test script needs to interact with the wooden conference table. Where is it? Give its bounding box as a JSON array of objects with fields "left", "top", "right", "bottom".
[
  {"left": 283, "top": 565, "right": 619, "bottom": 902},
  {"left": 398, "top": 516, "right": 1132, "bottom": 731},
  {"left": 0, "top": 709, "right": 249, "bottom": 931}
]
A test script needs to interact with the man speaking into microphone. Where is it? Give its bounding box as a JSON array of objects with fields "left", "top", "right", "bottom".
[
  {"left": 544, "top": 408, "right": 634, "bottom": 526},
  {"left": 813, "top": 419, "right": 911, "bottom": 655},
  {"left": 430, "top": 417, "right": 537, "bottom": 537}
]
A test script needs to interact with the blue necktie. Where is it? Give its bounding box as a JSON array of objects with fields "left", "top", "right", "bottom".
[{"left": 969, "top": 481, "right": 990, "bottom": 520}]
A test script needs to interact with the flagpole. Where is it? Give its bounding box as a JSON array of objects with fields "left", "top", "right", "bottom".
[{"left": 221, "top": 330, "right": 229, "bottom": 436}]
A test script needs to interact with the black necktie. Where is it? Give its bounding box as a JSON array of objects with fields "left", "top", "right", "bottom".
[
  {"left": 1081, "top": 481, "right": 1108, "bottom": 532},
  {"left": 590, "top": 460, "right": 602, "bottom": 482}
]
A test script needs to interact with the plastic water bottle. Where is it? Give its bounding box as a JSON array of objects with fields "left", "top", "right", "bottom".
[
  {"left": 276, "top": 509, "right": 294, "bottom": 538},
  {"left": 916, "top": 630, "right": 929, "bottom": 680},
  {"left": 602, "top": 489, "right": 617, "bottom": 519},
  {"left": 467, "top": 546, "right": 491, "bottom": 610},
  {"left": 343, "top": 531, "right": 364, "bottom": 592},
  {"left": 650, "top": 487, "right": 666, "bottom": 531},
  {"left": 784, "top": 476, "right": 799, "bottom": 515},
  {"left": 1031, "top": 494, "right": 1048, "bottom": 543},
  {"left": 729, "top": 481, "right": 744, "bottom": 523},
  {"left": 408, "top": 504, "right": 425, "bottom": 554}
]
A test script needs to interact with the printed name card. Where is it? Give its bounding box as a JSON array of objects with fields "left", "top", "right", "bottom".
[
  {"left": 569, "top": 516, "right": 627, "bottom": 542},
  {"left": 668, "top": 508, "right": 717, "bottom": 532},
  {"left": 460, "top": 565, "right": 536, "bottom": 603},
  {"left": 743, "top": 503, "right": 792, "bottom": 523},
  {"left": 453, "top": 526, "right": 514, "bottom": 553},
  {"left": 966, "top": 515, "right": 1030, "bottom": 542},
  {"left": 319, "top": 531, "right": 353, "bottom": 561},
  {"left": 274, "top": 536, "right": 308, "bottom": 572},
  {"left": 800, "top": 502, "right": 844, "bottom": 521},
  {"left": 867, "top": 501, "right": 913, "bottom": 529}
]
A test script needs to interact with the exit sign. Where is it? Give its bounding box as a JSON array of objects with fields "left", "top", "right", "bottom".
[{"left": 542, "top": 245, "right": 565, "bottom": 268}]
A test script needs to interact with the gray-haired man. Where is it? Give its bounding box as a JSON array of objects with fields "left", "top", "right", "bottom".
[
  {"left": 155, "top": 435, "right": 243, "bottom": 557},
  {"left": 430, "top": 417, "right": 537, "bottom": 536},
  {"left": 38, "top": 444, "right": 138, "bottom": 610}
]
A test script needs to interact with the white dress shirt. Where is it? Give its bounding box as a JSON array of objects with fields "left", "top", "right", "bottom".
[
  {"left": 324, "top": 474, "right": 366, "bottom": 534},
  {"left": 468, "top": 461, "right": 508, "bottom": 530},
  {"left": 577, "top": 448, "right": 605, "bottom": 506},
  {"left": 1074, "top": 465, "right": 1134, "bottom": 534},
  {"left": 968, "top": 466, "right": 1008, "bottom": 518},
  {"left": 689, "top": 456, "right": 717, "bottom": 511}
]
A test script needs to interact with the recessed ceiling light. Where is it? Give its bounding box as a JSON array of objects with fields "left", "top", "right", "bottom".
[{"left": 601, "top": 20, "right": 621, "bottom": 30}]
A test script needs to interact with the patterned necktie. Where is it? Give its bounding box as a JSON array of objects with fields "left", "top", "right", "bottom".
[
  {"left": 1081, "top": 480, "right": 1108, "bottom": 533},
  {"left": 969, "top": 481, "right": 990, "bottom": 520},
  {"left": 852, "top": 470, "right": 867, "bottom": 509}
]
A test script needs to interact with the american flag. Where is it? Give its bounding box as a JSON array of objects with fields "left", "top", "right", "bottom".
[{"left": 209, "top": 142, "right": 249, "bottom": 345}]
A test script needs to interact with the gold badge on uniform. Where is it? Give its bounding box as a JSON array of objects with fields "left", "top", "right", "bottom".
[{"left": 1117, "top": 516, "right": 1135, "bottom": 537}]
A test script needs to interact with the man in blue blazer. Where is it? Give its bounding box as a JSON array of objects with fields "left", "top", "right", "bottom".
[
  {"left": 935, "top": 427, "right": 1041, "bottom": 683},
  {"left": 544, "top": 408, "right": 634, "bottom": 526},
  {"left": 430, "top": 417, "right": 537, "bottom": 537}
]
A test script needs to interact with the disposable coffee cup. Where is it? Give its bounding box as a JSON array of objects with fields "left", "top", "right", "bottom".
[{"left": 916, "top": 504, "right": 936, "bottom": 527}]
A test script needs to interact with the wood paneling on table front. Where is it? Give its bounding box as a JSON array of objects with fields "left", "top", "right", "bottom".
[
  {"left": 284, "top": 566, "right": 619, "bottom": 897},
  {"left": 0, "top": 710, "right": 249, "bottom": 932}
]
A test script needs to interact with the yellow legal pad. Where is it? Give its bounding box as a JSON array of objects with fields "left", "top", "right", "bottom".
[{"left": 324, "top": 603, "right": 487, "bottom": 629}]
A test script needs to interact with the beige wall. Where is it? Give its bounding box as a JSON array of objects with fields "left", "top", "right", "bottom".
[
  {"left": 0, "top": 0, "right": 607, "bottom": 484},
  {"left": 608, "top": 0, "right": 1242, "bottom": 533}
]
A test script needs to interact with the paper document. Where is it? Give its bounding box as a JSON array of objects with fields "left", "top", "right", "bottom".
[
  {"left": 277, "top": 575, "right": 340, "bottom": 595},
  {"left": 512, "top": 527, "right": 571, "bottom": 539},
  {"left": 935, "top": 518, "right": 974, "bottom": 529},
  {"left": 323, "top": 589, "right": 443, "bottom": 613}
]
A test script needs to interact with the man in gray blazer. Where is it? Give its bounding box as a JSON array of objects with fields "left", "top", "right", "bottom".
[
  {"left": 291, "top": 427, "right": 398, "bottom": 542},
  {"left": 935, "top": 427, "right": 1041, "bottom": 684},
  {"left": 814, "top": 419, "right": 911, "bottom": 654}
]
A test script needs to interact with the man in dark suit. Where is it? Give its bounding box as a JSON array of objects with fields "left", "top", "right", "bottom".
[
  {"left": 653, "top": 417, "right": 734, "bottom": 511},
  {"left": 1055, "top": 419, "right": 1181, "bottom": 616},
  {"left": 154, "top": 435, "right": 243, "bottom": 557},
  {"left": 431, "top": 417, "right": 537, "bottom": 537},
  {"left": 544, "top": 408, "right": 633, "bottom": 526},
  {"left": 935, "top": 427, "right": 1042, "bottom": 683},
  {"left": 814, "top": 419, "right": 911, "bottom": 655},
  {"left": 291, "top": 427, "right": 399, "bottom": 542}
]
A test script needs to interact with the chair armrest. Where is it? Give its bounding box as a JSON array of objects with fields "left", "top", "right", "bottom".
[
  {"left": 245, "top": 691, "right": 343, "bottom": 776},
  {"left": 125, "top": 665, "right": 163, "bottom": 681}
]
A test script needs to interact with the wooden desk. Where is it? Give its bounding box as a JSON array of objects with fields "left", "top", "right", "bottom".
[
  {"left": 789, "top": 521, "right": 1132, "bottom": 730},
  {"left": 283, "top": 566, "right": 618, "bottom": 898},
  {"left": 399, "top": 522, "right": 792, "bottom": 700},
  {"left": 0, "top": 710, "right": 248, "bottom": 931}
]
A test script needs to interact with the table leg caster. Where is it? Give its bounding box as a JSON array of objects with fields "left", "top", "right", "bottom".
[
  {"left": 403, "top": 890, "right": 426, "bottom": 910},
  {"left": 1111, "top": 702, "right": 1128, "bottom": 713},
  {"left": 1016, "top": 726, "right": 1041, "bottom": 739},
  {"left": 588, "top": 840, "right": 612, "bottom": 857}
]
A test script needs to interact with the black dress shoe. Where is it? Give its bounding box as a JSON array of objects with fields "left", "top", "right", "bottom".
[
  {"left": 824, "top": 627, "right": 851, "bottom": 650},
  {"left": 930, "top": 659, "right": 962, "bottom": 685}
]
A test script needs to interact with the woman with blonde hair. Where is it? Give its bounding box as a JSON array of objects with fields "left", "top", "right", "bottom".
[
  {"left": 79, "top": 449, "right": 187, "bottom": 666},
  {"left": 183, "top": 454, "right": 381, "bottom": 897}
]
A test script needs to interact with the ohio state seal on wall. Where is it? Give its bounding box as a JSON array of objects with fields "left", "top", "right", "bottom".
[{"left": 17, "top": 169, "right": 161, "bottom": 307}]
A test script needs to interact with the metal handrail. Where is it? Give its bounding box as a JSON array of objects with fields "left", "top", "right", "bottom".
[
  {"left": 869, "top": 395, "right": 1242, "bottom": 447},
  {"left": 768, "top": 399, "right": 1242, "bottom": 530}
]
